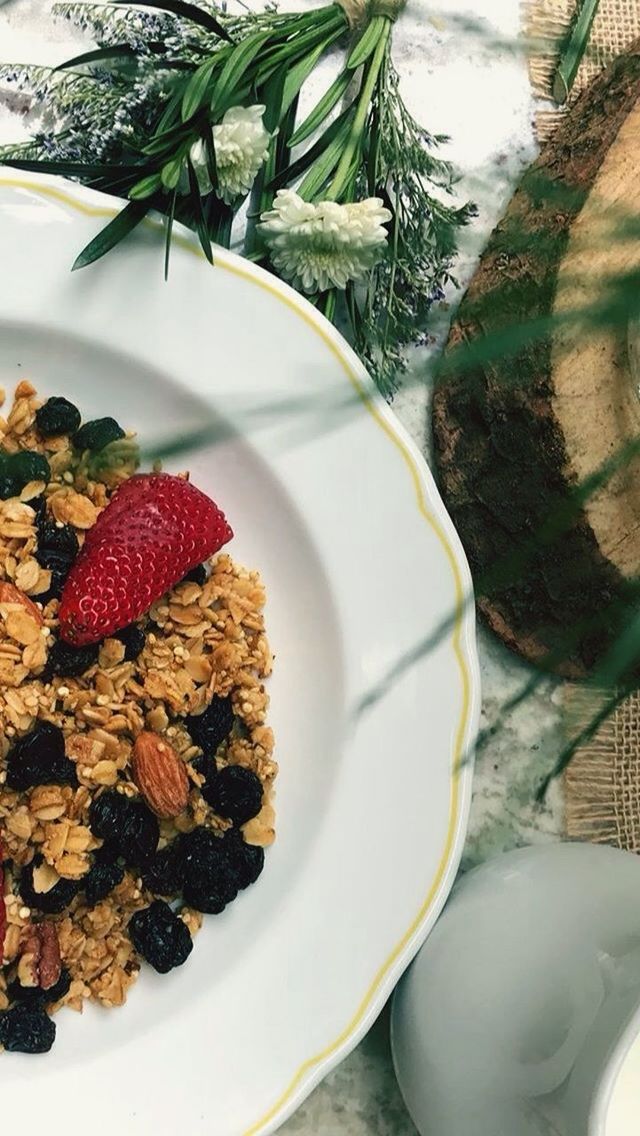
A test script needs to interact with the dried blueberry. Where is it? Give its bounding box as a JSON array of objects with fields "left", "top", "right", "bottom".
[
  {"left": 35, "top": 521, "right": 79, "bottom": 602},
  {"left": 221, "top": 829, "right": 265, "bottom": 890},
  {"left": 0, "top": 1003, "right": 56, "bottom": 1053},
  {"left": 7, "top": 968, "right": 71, "bottom": 1009},
  {"left": 89, "top": 790, "right": 159, "bottom": 868},
  {"left": 129, "top": 900, "right": 193, "bottom": 974},
  {"left": 203, "top": 765, "right": 263, "bottom": 826},
  {"left": 181, "top": 564, "right": 207, "bottom": 586},
  {"left": 113, "top": 623, "right": 146, "bottom": 662},
  {"left": 73, "top": 417, "right": 125, "bottom": 453},
  {"left": 83, "top": 846, "right": 125, "bottom": 906},
  {"left": 6, "top": 721, "right": 78, "bottom": 790},
  {"left": 181, "top": 827, "right": 238, "bottom": 914},
  {"left": 35, "top": 397, "right": 81, "bottom": 438},
  {"left": 185, "top": 695, "right": 234, "bottom": 756},
  {"left": 41, "top": 639, "right": 100, "bottom": 682},
  {"left": 0, "top": 451, "right": 50, "bottom": 499},
  {"left": 141, "top": 839, "right": 185, "bottom": 897},
  {"left": 37, "top": 521, "right": 79, "bottom": 561},
  {"left": 20, "top": 857, "right": 79, "bottom": 915}
]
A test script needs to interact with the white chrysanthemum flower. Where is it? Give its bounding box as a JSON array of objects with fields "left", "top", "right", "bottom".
[
  {"left": 258, "top": 190, "right": 392, "bottom": 293},
  {"left": 188, "top": 105, "right": 270, "bottom": 204}
]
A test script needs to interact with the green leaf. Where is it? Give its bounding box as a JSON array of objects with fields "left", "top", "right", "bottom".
[
  {"left": 552, "top": 0, "right": 601, "bottom": 103},
  {"left": 346, "top": 16, "right": 385, "bottom": 69},
  {"left": 297, "top": 121, "right": 354, "bottom": 199},
  {"left": 161, "top": 154, "right": 184, "bottom": 189},
  {"left": 187, "top": 159, "right": 213, "bottom": 264},
  {"left": 164, "top": 187, "right": 178, "bottom": 280},
  {"left": 268, "top": 105, "right": 353, "bottom": 191},
  {"left": 111, "top": 0, "right": 231, "bottom": 42},
  {"left": 129, "top": 172, "right": 163, "bottom": 199},
  {"left": 366, "top": 107, "right": 381, "bottom": 195},
  {"left": 54, "top": 44, "right": 141, "bottom": 70},
  {"left": 289, "top": 70, "right": 351, "bottom": 146},
  {"left": 209, "top": 30, "right": 271, "bottom": 114},
  {"left": 181, "top": 55, "right": 218, "bottom": 121},
  {"left": 72, "top": 201, "right": 150, "bottom": 271},
  {"left": 280, "top": 39, "right": 329, "bottom": 117},
  {"left": 2, "top": 157, "right": 141, "bottom": 178},
  {"left": 202, "top": 121, "right": 218, "bottom": 186}
]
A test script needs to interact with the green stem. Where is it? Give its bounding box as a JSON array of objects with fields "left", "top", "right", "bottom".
[{"left": 325, "top": 18, "right": 390, "bottom": 201}]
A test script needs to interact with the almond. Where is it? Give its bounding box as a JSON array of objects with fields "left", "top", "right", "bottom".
[
  {"left": 0, "top": 581, "right": 44, "bottom": 626},
  {"left": 132, "top": 731, "right": 189, "bottom": 819}
]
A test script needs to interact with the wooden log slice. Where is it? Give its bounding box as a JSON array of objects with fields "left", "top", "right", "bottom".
[{"left": 433, "top": 44, "right": 640, "bottom": 677}]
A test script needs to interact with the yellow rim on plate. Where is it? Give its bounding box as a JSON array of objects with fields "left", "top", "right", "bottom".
[{"left": 0, "top": 174, "right": 475, "bottom": 1136}]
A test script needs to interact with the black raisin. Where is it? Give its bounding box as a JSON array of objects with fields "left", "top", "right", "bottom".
[
  {"left": 89, "top": 790, "right": 159, "bottom": 868},
  {"left": 181, "top": 827, "right": 238, "bottom": 914},
  {"left": 221, "top": 829, "right": 265, "bottom": 889},
  {"left": 20, "top": 857, "right": 79, "bottom": 914},
  {"left": 83, "top": 845, "right": 125, "bottom": 906},
  {"left": 7, "top": 968, "right": 71, "bottom": 1009},
  {"left": 0, "top": 1003, "right": 56, "bottom": 1053},
  {"left": 41, "top": 639, "right": 100, "bottom": 682},
  {"left": 129, "top": 900, "right": 193, "bottom": 974},
  {"left": 180, "top": 564, "right": 207, "bottom": 586},
  {"left": 203, "top": 765, "right": 263, "bottom": 826},
  {"left": 185, "top": 695, "right": 234, "bottom": 756},
  {"left": 113, "top": 623, "right": 146, "bottom": 662},
  {"left": 72, "top": 418, "right": 125, "bottom": 453},
  {"left": 141, "top": 839, "right": 185, "bottom": 897},
  {"left": 6, "top": 721, "right": 78, "bottom": 790},
  {"left": 35, "top": 397, "right": 81, "bottom": 438}
]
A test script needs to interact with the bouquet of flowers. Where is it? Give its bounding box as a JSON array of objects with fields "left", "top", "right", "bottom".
[{"left": 0, "top": 0, "right": 474, "bottom": 393}]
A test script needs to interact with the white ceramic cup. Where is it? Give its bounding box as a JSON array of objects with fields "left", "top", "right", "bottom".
[{"left": 392, "top": 844, "right": 640, "bottom": 1136}]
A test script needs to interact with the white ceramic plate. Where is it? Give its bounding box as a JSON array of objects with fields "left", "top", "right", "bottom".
[{"left": 0, "top": 172, "right": 479, "bottom": 1135}]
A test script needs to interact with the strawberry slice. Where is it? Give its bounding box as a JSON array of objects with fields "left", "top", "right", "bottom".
[{"left": 59, "top": 473, "right": 232, "bottom": 645}]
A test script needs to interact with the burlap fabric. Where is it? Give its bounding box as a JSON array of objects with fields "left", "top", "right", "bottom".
[
  {"left": 524, "top": 0, "right": 640, "bottom": 849},
  {"left": 525, "top": 0, "right": 640, "bottom": 139}
]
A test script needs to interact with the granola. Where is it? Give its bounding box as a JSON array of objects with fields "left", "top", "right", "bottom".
[{"left": 0, "top": 383, "right": 275, "bottom": 1050}]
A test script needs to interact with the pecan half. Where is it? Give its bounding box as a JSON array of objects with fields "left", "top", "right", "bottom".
[{"left": 18, "top": 922, "right": 61, "bottom": 991}]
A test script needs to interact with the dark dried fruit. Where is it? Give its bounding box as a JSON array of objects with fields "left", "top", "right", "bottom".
[
  {"left": 41, "top": 638, "right": 100, "bottom": 682},
  {"left": 73, "top": 417, "right": 125, "bottom": 453},
  {"left": 35, "top": 397, "right": 81, "bottom": 438},
  {"left": 37, "top": 521, "right": 79, "bottom": 561},
  {"left": 0, "top": 1003, "right": 56, "bottom": 1053},
  {"left": 83, "top": 846, "right": 125, "bottom": 906},
  {"left": 7, "top": 968, "right": 71, "bottom": 1009},
  {"left": 35, "top": 521, "right": 79, "bottom": 602},
  {"left": 221, "top": 829, "right": 265, "bottom": 890},
  {"left": 141, "top": 840, "right": 185, "bottom": 896},
  {"left": 0, "top": 451, "right": 50, "bottom": 500},
  {"left": 6, "top": 722, "right": 78, "bottom": 790},
  {"left": 113, "top": 623, "right": 146, "bottom": 662},
  {"left": 129, "top": 900, "right": 192, "bottom": 973},
  {"left": 181, "top": 827, "right": 238, "bottom": 914},
  {"left": 89, "top": 790, "right": 159, "bottom": 868},
  {"left": 19, "top": 857, "right": 79, "bottom": 915},
  {"left": 185, "top": 695, "right": 234, "bottom": 756},
  {"left": 181, "top": 564, "right": 207, "bottom": 586},
  {"left": 203, "top": 765, "right": 263, "bottom": 826}
]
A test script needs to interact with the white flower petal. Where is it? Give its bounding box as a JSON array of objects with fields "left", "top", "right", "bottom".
[{"left": 259, "top": 190, "right": 391, "bottom": 294}]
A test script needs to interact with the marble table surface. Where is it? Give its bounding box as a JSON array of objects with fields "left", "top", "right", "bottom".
[{"left": 0, "top": 0, "right": 567, "bottom": 1130}]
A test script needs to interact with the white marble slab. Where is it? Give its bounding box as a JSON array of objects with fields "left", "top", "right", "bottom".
[{"left": 0, "top": 1, "right": 565, "bottom": 1129}]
